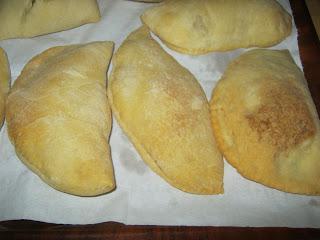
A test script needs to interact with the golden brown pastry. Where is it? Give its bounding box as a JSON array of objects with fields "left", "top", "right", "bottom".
[
  {"left": 0, "top": 48, "right": 10, "bottom": 129},
  {"left": 210, "top": 49, "right": 320, "bottom": 195},
  {"left": 141, "top": 0, "right": 292, "bottom": 55},
  {"left": 6, "top": 42, "right": 115, "bottom": 196},
  {"left": 108, "top": 26, "right": 223, "bottom": 194},
  {"left": 0, "top": 0, "right": 100, "bottom": 40}
]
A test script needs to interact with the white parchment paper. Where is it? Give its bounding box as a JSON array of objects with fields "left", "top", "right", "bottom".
[{"left": 0, "top": 0, "right": 319, "bottom": 227}]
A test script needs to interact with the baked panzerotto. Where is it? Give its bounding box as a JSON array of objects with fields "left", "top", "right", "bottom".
[
  {"left": 210, "top": 49, "right": 320, "bottom": 195},
  {"left": 0, "top": 48, "right": 10, "bottom": 129},
  {"left": 108, "top": 26, "right": 223, "bottom": 194},
  {"left": 141, "top": 0, "right": 292, "bottom": 55},
  {"left": 0, "top": 0, "right": 100, "bottom": 40},
  {"left": 6, "top": 42, "right": 115, "bottom": 196}
]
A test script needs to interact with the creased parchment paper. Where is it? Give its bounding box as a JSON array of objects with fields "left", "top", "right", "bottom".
[{"left": 0, "top": 0, "right": 319, "bottom": 227}]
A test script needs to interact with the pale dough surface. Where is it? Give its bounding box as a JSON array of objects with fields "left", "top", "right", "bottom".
[
  {"left": 6, "top": 42, "right": 115, "bottom": 196},
  {"left": 210, "top": 49, "right": 320, "bottom": 195},
  {"left": 141, "top": 0, "right": 292, "bottom": 55},
  {"left": 108, "top": 26, "right": 223, "bottom": 194},
  {"left": 0, "top": 0, "right": 100, "bottom": 40},
  {"left": 0, "top": 48, "right": 10, "bottom": 129}
]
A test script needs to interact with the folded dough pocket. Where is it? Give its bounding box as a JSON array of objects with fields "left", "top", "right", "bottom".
[
  {"left": 141, "top": 0, "right": 292, "bottom": 54},
  {"left": 108, "top": 26, "right": 223, "bottom": 194},
  {"left": 0, "top": 48, "right": 10, "bottom": 129},
  {"left": 6, "top": 42, "right": 115, "bottom": 196},
  {"left": 210, "top": 49, "right": 320, "bottom": 195},
  {"left": 0, "top": 0, "right": 101, "bottom": 40}
]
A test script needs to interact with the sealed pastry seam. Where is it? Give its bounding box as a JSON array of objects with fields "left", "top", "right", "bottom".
[
  {"left": 0, "top": 0, "right": 101, "bottom": 40},
  {"left": 108, "top": 26, "right": 223, "bottom": 194},
  {"left": 6, "top": 41, "right": 116, "bottom": 196},
  {"left": 141, "top": 0, "right": 292, "bottom": 54},
  {"left": 210, "top": 49, "right": 320, "bottom": 195},
  {"left": 109, "top": 90, "right": 223, "bottom": 194}
]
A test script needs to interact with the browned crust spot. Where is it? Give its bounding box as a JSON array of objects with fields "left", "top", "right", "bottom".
[{"left": 246, "top": 82, "right": 316, "bottom": 151}]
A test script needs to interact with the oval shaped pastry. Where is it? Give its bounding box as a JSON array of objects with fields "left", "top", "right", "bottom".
[
  {"left": 0, "top": 0, "right": 100, "bottom": 40},
  {"left": 141, "top": 0, "right": 292, "bottom": 55},
  {"left": 0, "top": 48, "right": 10, "bottom": 129},
  {"left": 108, "top": 26, "right": 223, "bottom": 194},
  {"left": 6, "top": 42, "right": 115, "bottom": 196},
  {"left": 210, "top": 49, "right": 320, "bottom": 195}
]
